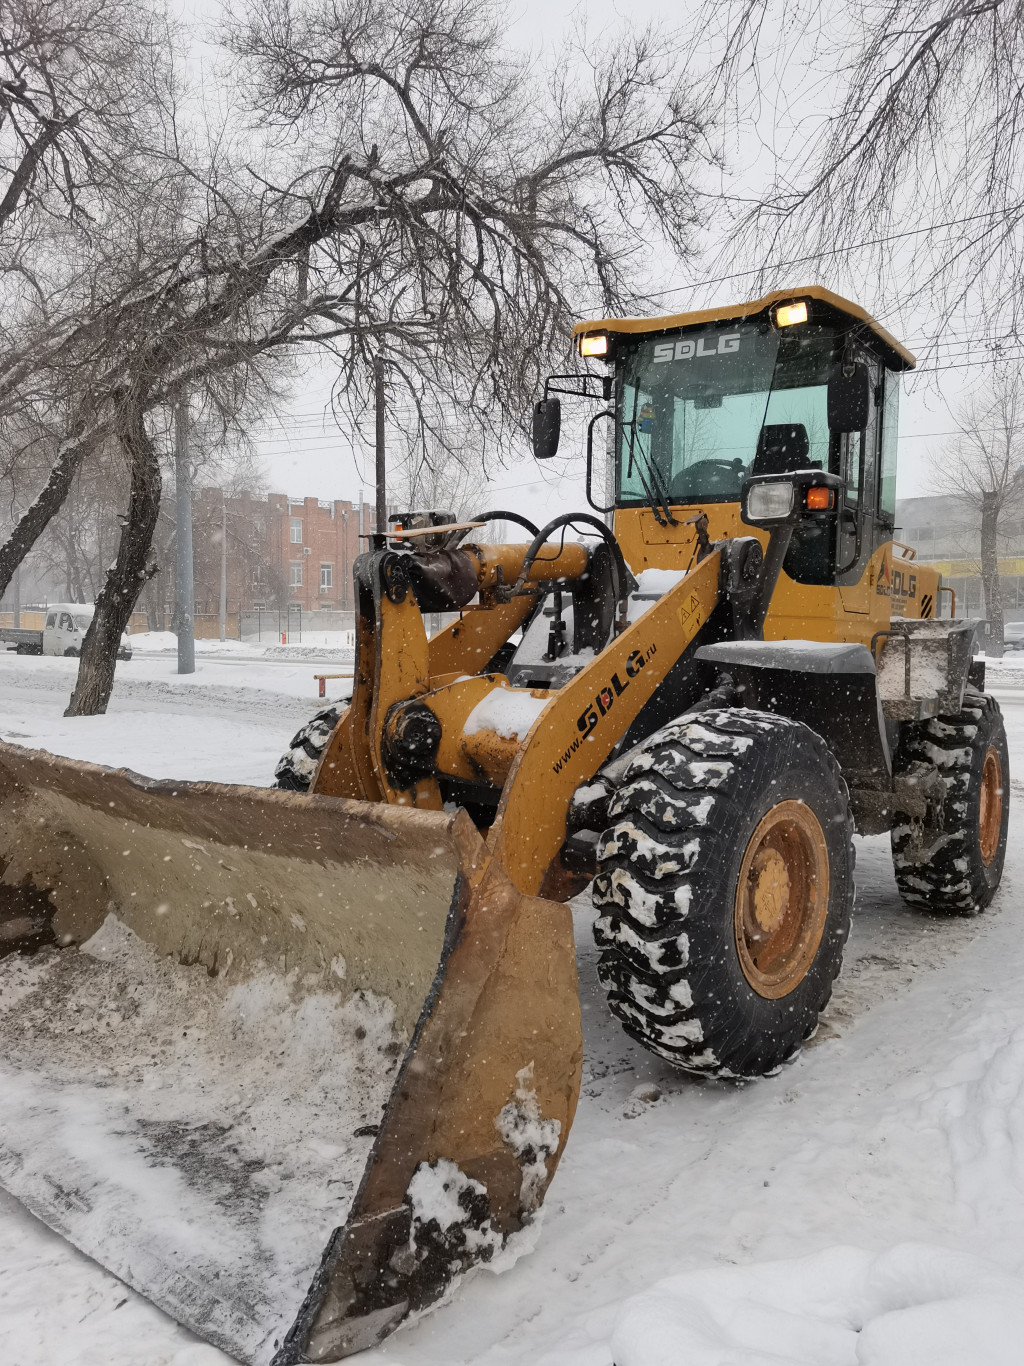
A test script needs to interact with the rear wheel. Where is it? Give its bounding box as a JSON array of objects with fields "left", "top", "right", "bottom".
[
  {"left": 891, "top": 690, "right": 1009, "bottom": 913},
  {"left": 592, "top": 708, "right": 854, "bottom": 1079},
  {"left": 274, "top": 704, "right": 343, "bottom": 791}
]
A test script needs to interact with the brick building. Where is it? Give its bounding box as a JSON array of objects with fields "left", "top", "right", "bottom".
[
  {"left": 267, "top": 494, "right": 376, "bottom": 612},
  {"left": 191, "top": 489, "right": 376, "bottom": 614}
]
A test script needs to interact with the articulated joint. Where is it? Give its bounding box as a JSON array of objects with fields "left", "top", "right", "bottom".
[{"left": 381, "top": 701, "right": 443, "bottom": 789}]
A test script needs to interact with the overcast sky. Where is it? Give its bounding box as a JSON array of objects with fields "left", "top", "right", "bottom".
[{"left": 179, "top": 0, "right": 981, "bottom": 524}]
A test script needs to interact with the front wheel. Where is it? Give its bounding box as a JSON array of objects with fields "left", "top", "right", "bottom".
[
  {"left": 593, "top": 708, "right": 854, "bottom": 1079},
  {"left": 274, "top": 704, "right": 343, "bottom": 791}
]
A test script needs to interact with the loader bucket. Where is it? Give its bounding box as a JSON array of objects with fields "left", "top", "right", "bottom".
[{"left": 0, "top": 742, "right": 582, "bottom": 1364}]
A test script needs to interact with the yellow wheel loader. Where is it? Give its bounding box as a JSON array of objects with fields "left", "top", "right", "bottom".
[{"left": 0, "top": 286, "right": 1009, "bottom": 1363}]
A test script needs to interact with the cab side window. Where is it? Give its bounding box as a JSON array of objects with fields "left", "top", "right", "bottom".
[
  {"left": 878, "top": 372, "right": 899, "bottom": 524},
  {"left": 60, "top": 613, "right": 74, "bottom": 631},
  {"left": 46, "top": 613, "right": 57, "bottom": 629}
]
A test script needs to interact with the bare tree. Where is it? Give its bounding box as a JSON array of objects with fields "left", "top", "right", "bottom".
[
  {"left": 719, "top": 0, "right": 1024, "bottom": 343},
  {"left": 387, "top": 419, "right": 481, "bottom": 523},
  {"left": 0, "top": 0, "right": 164, "bottom": 233},
  {"left": 0, "top": 0, "right": 178, "bottom": 620},
  {"left": 932, "top": 369, "right": 1024, "bottom": 653},
  {"left": 0, "top": 0, "right": 720, "bottom": 715}
]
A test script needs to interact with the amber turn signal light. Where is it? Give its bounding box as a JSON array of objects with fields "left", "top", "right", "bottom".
[{"left": 805, "top": 486, "right": 834, "bottom": 511}]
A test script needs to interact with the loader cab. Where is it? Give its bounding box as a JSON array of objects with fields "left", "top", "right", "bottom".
[{"left": 573, "top": 288, "right": 913, "bottom": 594}]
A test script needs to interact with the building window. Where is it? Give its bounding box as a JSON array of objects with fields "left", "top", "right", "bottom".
[
  {"left": 290, "top": 518, "right": 302, "bottom": 544},
  {"left": 320, "top": 563, "right": 333, "bottom": 591},
  {"left": 290, "top": 561, "right": 303, "bottom": 588}
]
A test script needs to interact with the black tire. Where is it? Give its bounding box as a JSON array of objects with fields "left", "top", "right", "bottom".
[
  {"left": 63, "top": 647, "right": 79, "bottom": 657},
  {"left": 891, "top": 689, "right": 1009, "bottom": 913},
  {"left": 274, "top": 704, "right": 343, "bottom": 791},
  {"left": 592, "top": 708, "right": 855, "bottom": 1079}
]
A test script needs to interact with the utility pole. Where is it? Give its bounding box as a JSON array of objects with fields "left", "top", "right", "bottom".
[
  {"left": 174, "top": 400, "right": 195, "bottom": 674},
  {"left": 219, "top": 488, "right": 228, "bottom": 642},
  {"left": 340, "top": 508, "right": 349, "bottom": 611},
  {"left": 374, "top": 357, "right": 387, "bottom": 547}
]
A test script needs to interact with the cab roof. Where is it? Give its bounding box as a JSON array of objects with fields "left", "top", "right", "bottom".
[{"left": 572, "top": 285, "right": 916, "bottom": 372}]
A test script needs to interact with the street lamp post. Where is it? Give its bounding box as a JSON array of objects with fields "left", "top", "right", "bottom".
[{"left": 174, "top": 400, "right": 196, "bottom": 674}]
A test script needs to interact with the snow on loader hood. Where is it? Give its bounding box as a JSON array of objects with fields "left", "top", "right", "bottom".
[{"left": 0, "top": 742, "right": 582, "bottom": 1363}]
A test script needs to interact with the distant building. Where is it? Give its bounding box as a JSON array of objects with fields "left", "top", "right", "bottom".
[
  {"left": 896, "top": 494, "right": 1024, "bottom": 618},
  {"left": 266, "top": 494, "right": 374, "bottom": 612},
  {"left": 190, "top": 490, "right": 376, "bottom": 615}
]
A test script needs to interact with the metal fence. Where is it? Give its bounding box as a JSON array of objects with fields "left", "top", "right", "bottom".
[
  {"left": 240, "top": 607, "right": 356, "bottom": 642},
  {"left": 239, "top": 607, "right": 462, "bottom": 642}
]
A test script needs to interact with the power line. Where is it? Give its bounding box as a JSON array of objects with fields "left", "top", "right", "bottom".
[
  {"left": 916, "top": 354, "right": 1024, "bottom": 373},
  {"left": 648, "top": 206, "right": 1024, "bottom": 302}
]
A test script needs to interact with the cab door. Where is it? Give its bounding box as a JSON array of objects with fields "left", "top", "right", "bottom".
[{"left": 42, "top": 611, "right": 60, "bottom": 655}]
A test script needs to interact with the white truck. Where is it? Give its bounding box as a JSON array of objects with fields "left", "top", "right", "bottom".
[{"left": 0, "top": 603, "right": 132, "bottom": 659}]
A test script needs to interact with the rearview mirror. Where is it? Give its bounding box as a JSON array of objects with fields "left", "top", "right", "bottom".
[
  {"left": 532, "top": 398, "right": 561, "bottom": 460},
  {"left": 827, "top": 362, "right": 870, "bottom": 432}
]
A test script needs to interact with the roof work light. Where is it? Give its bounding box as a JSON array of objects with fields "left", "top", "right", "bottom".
[
  {"left": 579, "top": 333, "right": 609, "bottom": 358},
  {"left": 775, "top": 301, "right": 808, "bottom": 327}
]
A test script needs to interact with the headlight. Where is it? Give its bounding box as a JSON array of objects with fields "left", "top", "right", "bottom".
[{"left": 746, "top": 481, "right": 795, "bottom": 522}]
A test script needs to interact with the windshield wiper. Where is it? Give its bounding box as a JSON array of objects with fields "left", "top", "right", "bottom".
[{"left": 624, "top": 388, "right": 677, "bottom": 526}]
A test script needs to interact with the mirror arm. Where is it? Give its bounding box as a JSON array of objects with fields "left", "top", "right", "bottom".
[
  {"left": 586, "top": 409, "right": 616, "bottom": 514},
  {"left": 544, "top": 373, "right": 612, "bottom": 403}
]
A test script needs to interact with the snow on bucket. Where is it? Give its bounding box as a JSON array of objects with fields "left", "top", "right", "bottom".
[{"left": 0, "top": 743, "right": 581, "bottom": 1362}]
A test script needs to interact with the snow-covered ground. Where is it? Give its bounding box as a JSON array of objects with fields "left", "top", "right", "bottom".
[
  {"left": 0, "top": 648, "right": 351, "bottom": 780},
  {"left": 129, "top": 631, "right": 356, "bottom": 664},
  {"left": 1, "top": 654, "right": 1024, "bottom": 1366}
]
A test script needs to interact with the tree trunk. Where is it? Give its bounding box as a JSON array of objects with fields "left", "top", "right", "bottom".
[
  {"left": 0, "top": 441, "right": 91, "bottom": 596},
  {"left": 980, "top": 490, "right": 1005, "bottom": 657},
  {"left": 66, "top": 405, "right": 161, "bottom": 716},
  {"left": 0, "top": 425, "right": 100, "bottom": 600}
]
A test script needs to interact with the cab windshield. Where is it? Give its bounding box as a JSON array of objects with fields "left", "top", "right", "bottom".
[{"left": 618, "top": 320, "right": 839, "bottom": 505}]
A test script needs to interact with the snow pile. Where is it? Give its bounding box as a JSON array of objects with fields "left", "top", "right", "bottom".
[
  {"left": 464, "top": 685, "right": 549, "bottom": 739},
  {"left": 262, "top": 641, "right": 354, "bottom": 660},
  {"left": 0, "top": 913, "right": 404, "bottom": 1361},
  {"left": 610, "top": 1244, "right": 1024, "bottom": 1366},
  {"left": 633, "top": 568, "right": 688, "bottom": 596},
  {"left": 126, "top": 630, "right": 180, "bottom": 651},
  {"left": 129, "top": 633, "right": 255, "bottom": 656},
  {"left": 128, "top": 631, "right": 355, "bottom": 662}
]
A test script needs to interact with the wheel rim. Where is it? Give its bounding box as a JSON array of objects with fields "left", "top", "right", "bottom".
[
  {"left": 734, "top": 800, "right": 830, "bottom": 999},
  {"left": 979, "top": 745, "right": 1003, "bottom": 867}
]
